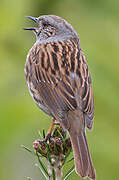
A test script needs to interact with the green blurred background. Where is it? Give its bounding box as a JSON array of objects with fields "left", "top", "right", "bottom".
[{"left": 0, "top": 0, "right": 119, "bottom": 179}]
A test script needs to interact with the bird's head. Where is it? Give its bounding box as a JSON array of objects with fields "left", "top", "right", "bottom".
[{"left": 24, "top": 15, "right": 79, "bottom": 43}]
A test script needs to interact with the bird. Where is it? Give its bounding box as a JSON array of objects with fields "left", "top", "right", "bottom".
[{"left": 24, "top": 15, "right": 96, "bottom": 179}]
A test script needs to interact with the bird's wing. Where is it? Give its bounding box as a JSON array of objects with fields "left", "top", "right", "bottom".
[
  {"left": 78, "top": 51, "right": 94, "bottom": 129},
  {"left": 26, "top": 39, "right": 94, "bottom": 129}
]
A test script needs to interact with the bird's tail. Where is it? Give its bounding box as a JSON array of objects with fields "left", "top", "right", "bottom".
[{"left": 68, "top": 125, "right": 96, "bottom": 179}]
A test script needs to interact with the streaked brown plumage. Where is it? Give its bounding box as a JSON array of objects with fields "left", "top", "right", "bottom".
[{"left": 24, "top": 15, "right": 96, "bottom": 179}]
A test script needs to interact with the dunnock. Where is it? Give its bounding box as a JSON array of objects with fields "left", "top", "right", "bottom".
[{"left": 24, "top": 15, "right": 95, "bottom": 179}]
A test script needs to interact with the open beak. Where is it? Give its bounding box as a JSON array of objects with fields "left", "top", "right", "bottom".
[
  {"left": 25, "top": 16, "right": 38, "bottom": 23},
  {"left": 24, "top": 16, "right": 38, "bottom": 32}
]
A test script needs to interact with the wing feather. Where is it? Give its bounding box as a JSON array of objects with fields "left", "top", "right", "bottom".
[{"left": 26, "top": 40, "right": 94, "bottom": 129}]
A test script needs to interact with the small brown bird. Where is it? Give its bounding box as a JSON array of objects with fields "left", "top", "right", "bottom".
[{"left": 24, "top": 15, "right": 96, "bottom": 179}]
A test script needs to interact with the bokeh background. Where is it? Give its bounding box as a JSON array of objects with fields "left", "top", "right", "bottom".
[{"left": 0, "top": 0, "right": 119, "bottom": 179}]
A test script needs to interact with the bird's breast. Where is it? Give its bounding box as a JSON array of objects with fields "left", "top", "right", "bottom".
[{"left": 25, "top": 38, "right": 82, "bottom": 116}]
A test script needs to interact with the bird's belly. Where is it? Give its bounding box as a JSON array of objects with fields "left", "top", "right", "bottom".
[
  {"left": 37, "top": 102, "right": 52, "bottom": 116},
  {"left": 28, "top": 83, "right": 52, "bottom": 116}
]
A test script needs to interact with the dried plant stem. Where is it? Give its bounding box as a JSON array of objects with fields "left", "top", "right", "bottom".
[
  {"left": 31, "top": 126, "right": 73, "bottom": 180},
  {"left": 47, "top": 154, "right": 64, "bottom": 180}
]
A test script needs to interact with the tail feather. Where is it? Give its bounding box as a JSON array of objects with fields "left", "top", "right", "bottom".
[
  {"left": 83, "top": 132, "right": 96, "bottom": 179},
  {"left": 69, "top": 128, "right": 96, "bottom": 179}
]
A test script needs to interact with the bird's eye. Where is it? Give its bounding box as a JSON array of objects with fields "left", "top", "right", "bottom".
[{"left": 42, "top": 21, "right": 49, "bottom": 28}]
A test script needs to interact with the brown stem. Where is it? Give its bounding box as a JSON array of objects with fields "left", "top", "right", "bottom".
[{"left": 47, "top": 155, "right": 64, "bottom": 180}]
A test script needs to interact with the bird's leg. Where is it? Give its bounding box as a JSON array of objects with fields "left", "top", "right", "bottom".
[
  {"left": 45, "top": 118, "right": 56, "bottom": 140},
  {"left": 39, "top": 118, "right": 61, "bottom": 143}
]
